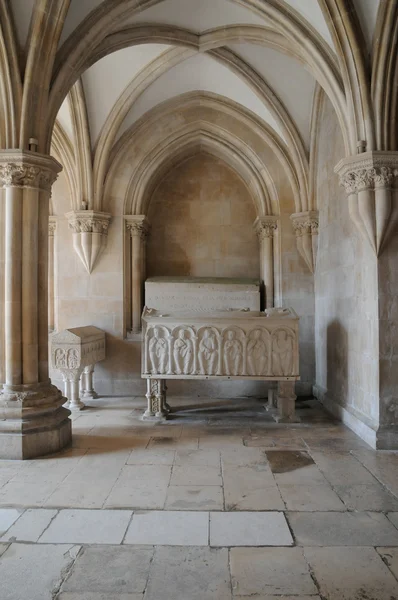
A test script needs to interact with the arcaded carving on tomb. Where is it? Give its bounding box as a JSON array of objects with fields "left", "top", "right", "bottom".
[
  {"left": 198, "top": 327, "right": 219, "bottom": 375},
  {"left": 223, "top": 329, "right": 243, "bottom": 376},
  {"left": 247, "top": 328, "right": 269, "bottom": 376},
  {"left": 271, "top": 328, "right": 294, "bottom": 376},
  {"left": 54, "top": 348, "right": 67, "bottom": 368},
  {"left": 67, "top": 348, "right": 80, "bottom": 369},
  {"left": 173, "top": 328, "right": 194, "bottom": 375},
  {"left": 148, "top": 327, "right": 168, "bottom": 374}
]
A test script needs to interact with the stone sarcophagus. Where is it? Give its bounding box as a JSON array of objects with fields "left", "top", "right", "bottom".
[
  {"left": 51, "top": 326, "right": 105, "bottom": 410},
  {"left": 141, "top": 307, "right": 299, "bottom": 422}
]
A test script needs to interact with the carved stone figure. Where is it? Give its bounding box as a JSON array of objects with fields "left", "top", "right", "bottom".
[
  {"left": 54, "top": 348, "right": 66, "bottom": 368},
  {"left": 173, "top": 329, "right": 193, "bottom": 375},
  {"left": 224, "top": 330, "right": 243, "bottom": 376},
  {"left": 247, "top": 329, "right": 267, "bottom": 375},
  {"left": 272, "top": 329, "right": 294, "bottom": 376},
  {"left": 198, "top": 329, "right": 218, "bottom": 375},
  {"left": 148, "top": 327, "right": 168, "bottom": 374},
  {"left": 67, "top": 348, "right": 80, "bottom": 369}
]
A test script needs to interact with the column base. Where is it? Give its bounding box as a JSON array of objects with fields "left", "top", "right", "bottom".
[
  {"left": 142, "top": 411, "right": 168, "bottom": 423},
  {"left": 65, "top": 398, "right": 86, "bottom": 411},
  {"left": 0, "top": 382, "right": 72, "bottom": 459},
  {"left": 81, "top": 390, "right": 98, "bottom": 400}
]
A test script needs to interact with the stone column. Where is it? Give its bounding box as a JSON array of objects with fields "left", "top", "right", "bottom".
[
  {"left": 0, "top": 151, "right": 72, "bottom": 459},
  {"left": 81, "top": 364, "right": 98, "bottom": 399},
  {"left": 336, "top": 152, "right": 398, "bottom": 448},
  {"left": 254, "top": 217, "right": 278, "bottom": 309},
  {"left": 125, "top": 216, "right": 150, "bottom": 334},
  {"left": 48, "top": 218, "right": 56, "bottom": 332},
  {"left": 290, "top": 211, "right": 319, "bottom": 273}
]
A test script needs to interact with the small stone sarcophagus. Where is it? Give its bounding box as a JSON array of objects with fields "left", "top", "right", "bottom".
[
  {"left": 141, "top": 307, "right": 299, "bottom": 422},
  {"left": 51, "top": 326, "right": 105, "bottom": 410}
]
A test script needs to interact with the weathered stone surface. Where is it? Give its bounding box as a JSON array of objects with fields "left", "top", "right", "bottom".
[
  {"left": 165, "top": 485, "right": 223, "bottom": 510},
  {"left": 0, "top": 508, "right": 57, "bottom": 542},
  {"left": 62, "top": 546, "right": 153, "bottom": 594},
  {"left": 305, "top": 546, "right": 398, "bottom": 600},
  {"left": 288, "top": 511, "right": 398, "bottom": 546},
  {"left": 230, "top": 547, "right": 317, "bottom": 596},
  {"left": 0, "top": 543, "right": 80, "bottom": 600},
  {"left": 144, "top": 546, "right": 231, "bottom": 600}
]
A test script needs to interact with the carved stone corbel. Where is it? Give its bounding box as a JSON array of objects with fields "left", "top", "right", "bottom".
[
  {"left": 66, "top": 210, "right": 111, "bottom": 273},
  {"left": 335, "top": 152, "right": 398, "bottom": 255},
  {"left": 290, "top": 211, "right": 319, "bottom": 273}
]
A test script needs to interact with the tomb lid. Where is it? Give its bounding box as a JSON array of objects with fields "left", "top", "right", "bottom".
[
  {"left": 146, "top": 276, "right": 260, "bottom": 286},
  {"left": 51, "top": 326, "right": 104, "bottom": 343}
]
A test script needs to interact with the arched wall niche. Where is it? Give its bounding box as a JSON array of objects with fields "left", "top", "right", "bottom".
[{"left": 146, "top": 151, "right": 260, "bottom": 280}]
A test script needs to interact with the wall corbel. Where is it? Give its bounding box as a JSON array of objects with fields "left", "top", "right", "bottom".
[
  {"left": 66, "top": 210, "right": 111, "bottom": 274},
  {"left": 335, "top": 152, "right": 398, "bottom": 255},
  {"left": 290, "top": 211, "right": 319, "bottom": 273}
]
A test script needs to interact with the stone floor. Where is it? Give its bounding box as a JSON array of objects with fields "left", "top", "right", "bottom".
[{"left": 2, "top": 395, "right": 398, "bottom": 599}]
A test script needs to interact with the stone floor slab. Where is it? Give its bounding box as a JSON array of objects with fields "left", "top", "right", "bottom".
[
  {"left": 58, "top": 594, "right": 143, "bottom": 600},
  {"left": 124, "top": 510, "right": 209, "bottom": 545},
  {"left": 230, "top": 547, "right": 317, "bottom": 596},
  {"left": 144, "top": 546, "right": 231, "bottom": 600},
  {"left": 388, "top": 512, "right": 398, "bottom": 530},
  {"left": 0, "top": 543, "right": 80, "bottom": 600},
  {"left": 170, "top": 465, "right": 222, "bottom": 486},
  {"left": 210, "top": 512, "right": 293, "bottom": 546},
  {"left": 335, "top": 484, "right": 398, "bottom": 511},
  {"left": 104, "top": 483, "right": 168, "bottom": 510},
  {"left": 311, "top": 451, "right": 378, "bottom": 485},
  {"left": 377, "top": 547, "right": 398, "bottom": 581},
  {"left": 0, "top": 508, "right": 22, "bottom": 535},
  {"left": 305, "top": 546, "right": 398, "bottom": 600},
  {"left": 0, "top": 508, "right": 57, "bottom": 542},
  {"left": 165, "top": 485, "right": 224, "bottom": 510},
  {"left": 221, "top": 447, "right": 267, "bottom": 466},
  {"left": 62, "top": 546, "right": 153, "bottom": 594},
  {"left": 278, "top": 484, "right": 346, "bottom": 511},
  {"left": 289, "top": 511, "right": 398, "bottom": 546},
  {"left": 39, "top": 509, "right": 132, "bottom": 544},
  {"left": 174, "top": 449, "right": 220, "bottom": 468},
  {"left": 126, "top": 448, "right": 175, "bottom": 465}
]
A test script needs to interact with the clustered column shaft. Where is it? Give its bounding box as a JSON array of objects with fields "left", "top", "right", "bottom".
[{"left": 254, "top": 216, "right": 278, "bottom": 309}]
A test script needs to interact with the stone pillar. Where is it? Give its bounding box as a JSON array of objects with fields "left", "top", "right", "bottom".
[
  {"left": 290, "top": 211, "right": 319, "bottom": 273},
  {"left": 66, "top": 210, "right": 111, "bottom": 274},
  {"left": 254, "top": 216, "right": 278, "bottom": 309},
  {"left": 48, "top": 218, "right": 56, "bottom": 332},
  {"left": 125, "top": 216, "right": 150, "bottom": 334},
  {"left": 81, "top": 364, "right": 98, "bottom": 399},
  {"left": 0, "top": 151, "right": 72, "bottom": 459},
  {"left": 336, "top": 151, "right": 398, "bottom": 448}
]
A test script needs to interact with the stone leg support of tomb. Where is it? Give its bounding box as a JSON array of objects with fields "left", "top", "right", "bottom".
[
  {"left": 81, "top": 364, "right": 98, "bottom": 399},
  {"left": 0, "top": 152, "right": 71, "bottom": 459},
  {"left": 125, "top": 216, "right": 150, "bottom": 334},
  {"left": 275, "top": 381, "right": 299, "bottom": 423},
  {"left": 60, "top": 369, "right": 85, "bottom": 411},
  {"left": 143, "top": 379, "right": 169, "bottom": 421}
]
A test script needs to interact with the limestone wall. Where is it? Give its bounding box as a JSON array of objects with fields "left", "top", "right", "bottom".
[
  {"left": 314, "top": 97, "right": 379, "bottom": 430},
  {"left": 50, "top": 136, "right": 315, "bottom": 399},
  {"left": 147, "top": 155, "right": 259, "bottom": 279}
]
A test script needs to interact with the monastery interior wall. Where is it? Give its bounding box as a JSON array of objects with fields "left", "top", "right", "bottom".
[
  {"left": 314, "top": 97, "right": 380, "bottom": 433},
  {"left": 49, "top": 119, "right": 316, "bottom": 399}
]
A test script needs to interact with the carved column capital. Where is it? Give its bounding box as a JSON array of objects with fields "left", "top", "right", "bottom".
[
  {"left": 253, "top": 216, "right": 278, "bottom": 241},
  {"left": 290, "top": 211, "right": 319, "bottom": 274},
  {"left": 66, "top": 210, "right": 111, "bottom": 274},
  {"left": 336, "top": 152, "right": 398, "bottom": 194},
  {"left": 335, "top": 151, "right": 398, "bottom": 254},
  {"left": 66, "top": 210, "right": 111, "bottom": 234},
  {"left": 0, "top": 151, "right": 62, "bottom": 192},
  {"left": 291, "top": 211, "right": 319, "bottom": 237},
  {"left": 125, "top": 215, "right": 151, "bottom": 240}
]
